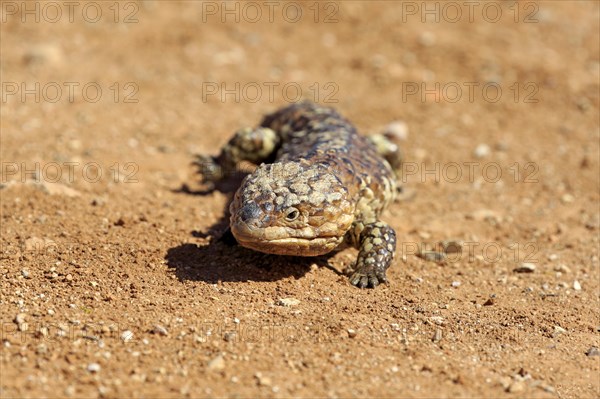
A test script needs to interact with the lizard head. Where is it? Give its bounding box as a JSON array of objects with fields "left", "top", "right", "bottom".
[{"left": 229, "top": 161, "right": 355, "bottom": 256}]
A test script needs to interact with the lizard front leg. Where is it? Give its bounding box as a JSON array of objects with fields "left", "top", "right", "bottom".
[
  {"left": 348, "top": 221, "right": 396, "bottom": 288},
  {"left": 196, "top": 127, "right": 280, "bottom": 183}
]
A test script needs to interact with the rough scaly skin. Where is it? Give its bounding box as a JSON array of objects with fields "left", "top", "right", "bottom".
[{"left": 199, "top": 101, "right": 401, "bottom": 288}]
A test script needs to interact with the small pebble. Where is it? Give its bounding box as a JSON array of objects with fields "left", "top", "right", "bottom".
[
  {"left": 207, "top": 355, "right": 225, "bottom": 371},
  {"left": 418, "top": 231, "right": 431, "bottom": 240},
  {"left": 418, "top": 31, "right": 436, "bottom": 46},
  {"left": 87, "top": 363, "right": 101, "bottom": 373},
  {"left": 152, "top": 325, "right": 168, "bottom": 336},
  {"left": 21, "top": 269, "right": 30, "bottom": 278},
  {"left": 23, "top": 44, "right": 65, "bottom": 66},
  {"left": 255, "top": 372, "right": 272, "bottom": 387},
  {"left": 586, "top": 347, "right": 600, "bottom": 357},
  {"left": 553, "top": 326, "right": 567, "bottom": 337},
  {"left": 64, "top": 386, "right": 76, "bottom": 396},
  {"left": 91, "top": 197, "right": 106, "bottom": 206},
  {"left": 15, "top": 313, "right": 26, "bottom": 325},
  {"left": 573, "top": 280, "right": 582, "bottom": 291},
  {"left": 418, "top": 251, "right": 446, "bottom": 263},
  {"left": 277, "top": 298, "right": 300, "bottom": 307},
  {"left": 39, "top": 182, "right": 81, "bottom": 197},
  {"left": 121, "top": 330, "right": 134, "bottom": 342},
  {"left": 451, "top": 281, "right": 461, "bottom": 288},
  {"left": 468, "top": 209, "right": 500, "bottom": 222},
  {"left": 554, "top": 264, "right": 571, "bottom": 273},
  {"left": 440, "top": 240, "right": 463, "bottom": 254},
  {"left": 483, "top": 298, "right": 495, "bottom": 306},
  {"left": 507, "top": 381, "right": 526, "bottom": 393},
  {"left": 347, "top": 329, "right": 357, "bottom": 338},
  {"left": 474, "top": 144, "right": 491, "bottom": 158},
  {"left": 432, "top": 328, "right": 443, "bottom": 343},
  {"left": 494, "top": 141, "right": 509, "bottom": 151},
  {"left": 542, "top": 385, "right": 556, "bottom": 393},
  {"left": 382, "top": 121, "right": 409, "bottom": 141},
  {"left": 560, "top": 193, "right": 574, "bottom": 204},
  {"left": 514, "top": 263, "right": 536, "bottom": 273},
  {"left": 223, "top": 332, "right": 236, "bottom": 342}
]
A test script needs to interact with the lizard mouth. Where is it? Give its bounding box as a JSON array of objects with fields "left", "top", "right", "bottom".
[{"left": 231, "top": 221, "right": 342, "bottom": 256}]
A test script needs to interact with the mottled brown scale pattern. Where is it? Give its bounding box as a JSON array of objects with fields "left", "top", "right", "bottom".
[{"left": 200, "top": 101, "right": 401, "bottom": 288}]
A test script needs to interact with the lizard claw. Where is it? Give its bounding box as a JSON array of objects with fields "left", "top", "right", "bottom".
[{"left": 349, "top": 270, "right": 387, "bottom": 289}]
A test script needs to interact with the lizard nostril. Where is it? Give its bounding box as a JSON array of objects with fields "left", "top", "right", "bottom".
[{"left": 240, "top": 202, "right": 262, "bottom": 224}]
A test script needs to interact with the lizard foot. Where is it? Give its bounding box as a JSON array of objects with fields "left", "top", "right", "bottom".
[{"left": 349, "top": 269, "right": 388, "bottom": 289}]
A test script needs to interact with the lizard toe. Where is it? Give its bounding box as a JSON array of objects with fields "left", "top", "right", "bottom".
[{"left": 349, "top": 273, "right": 369, "bottom": 289}]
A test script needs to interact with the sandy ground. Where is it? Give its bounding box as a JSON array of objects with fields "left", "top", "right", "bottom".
[{"left": 1, "top": 1, "right": 599, "bottom": 398}]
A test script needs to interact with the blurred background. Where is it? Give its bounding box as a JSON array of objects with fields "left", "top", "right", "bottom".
[
  {"left": 2, "top": 1, "right": 597, "bottom": 190},
  {"left": 1, "top": 1, "right": 599, "bottom": 398}
]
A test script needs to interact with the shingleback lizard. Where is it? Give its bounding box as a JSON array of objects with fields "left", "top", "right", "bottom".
[{"left": 198, "top": 101, "right": 402, "bottom": 288}]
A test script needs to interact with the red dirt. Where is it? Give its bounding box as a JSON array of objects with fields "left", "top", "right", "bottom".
[{"left": 1, "top": 1, "right": 599, "bottom": 398}]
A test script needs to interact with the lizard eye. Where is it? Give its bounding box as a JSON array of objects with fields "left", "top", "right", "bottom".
[{"left": 284, "top": 207, "right": 300, "bottom": 221}]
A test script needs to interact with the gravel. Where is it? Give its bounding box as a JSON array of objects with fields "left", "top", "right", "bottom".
[
  {"left": 474, "top": 144, "right": 491, "bottom": 158},
  {"left": 553, "top": 326, "right": 567, "bottom": 337},
  {"left": 277, "top": 298, "right": 300, "bottom": 307},
  {"left": 121, "top": 330, "right": 134, "bottom": 342},
  {"left": 207, "top": 355, "right": 225, "bottom": 371},
  {"left": 151, "top": 325, "right": 169, "bottom": 336},
  {"left": 514, "top": 263, "right": 536, "bottom": 273},
  {"left": 418, "top": 251, "right": 446, "bottom": 263},
  {"left": 14, "top": 313, "right": 26, "bottom": 325},
  {"left": 87, "top": 363, "right": 101, "bottom": 373},
  {"left": 554, "top": 264, "right": 571, "bottom": 273},
  {"left": 382, "top": 121, "right": 409, "bottom": 141},
  {"left": 585, "top": 347, "right": 600, "bottom": 357},
  {"left": 432, "top": 328, "right": 443, "bottom": 343}
]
